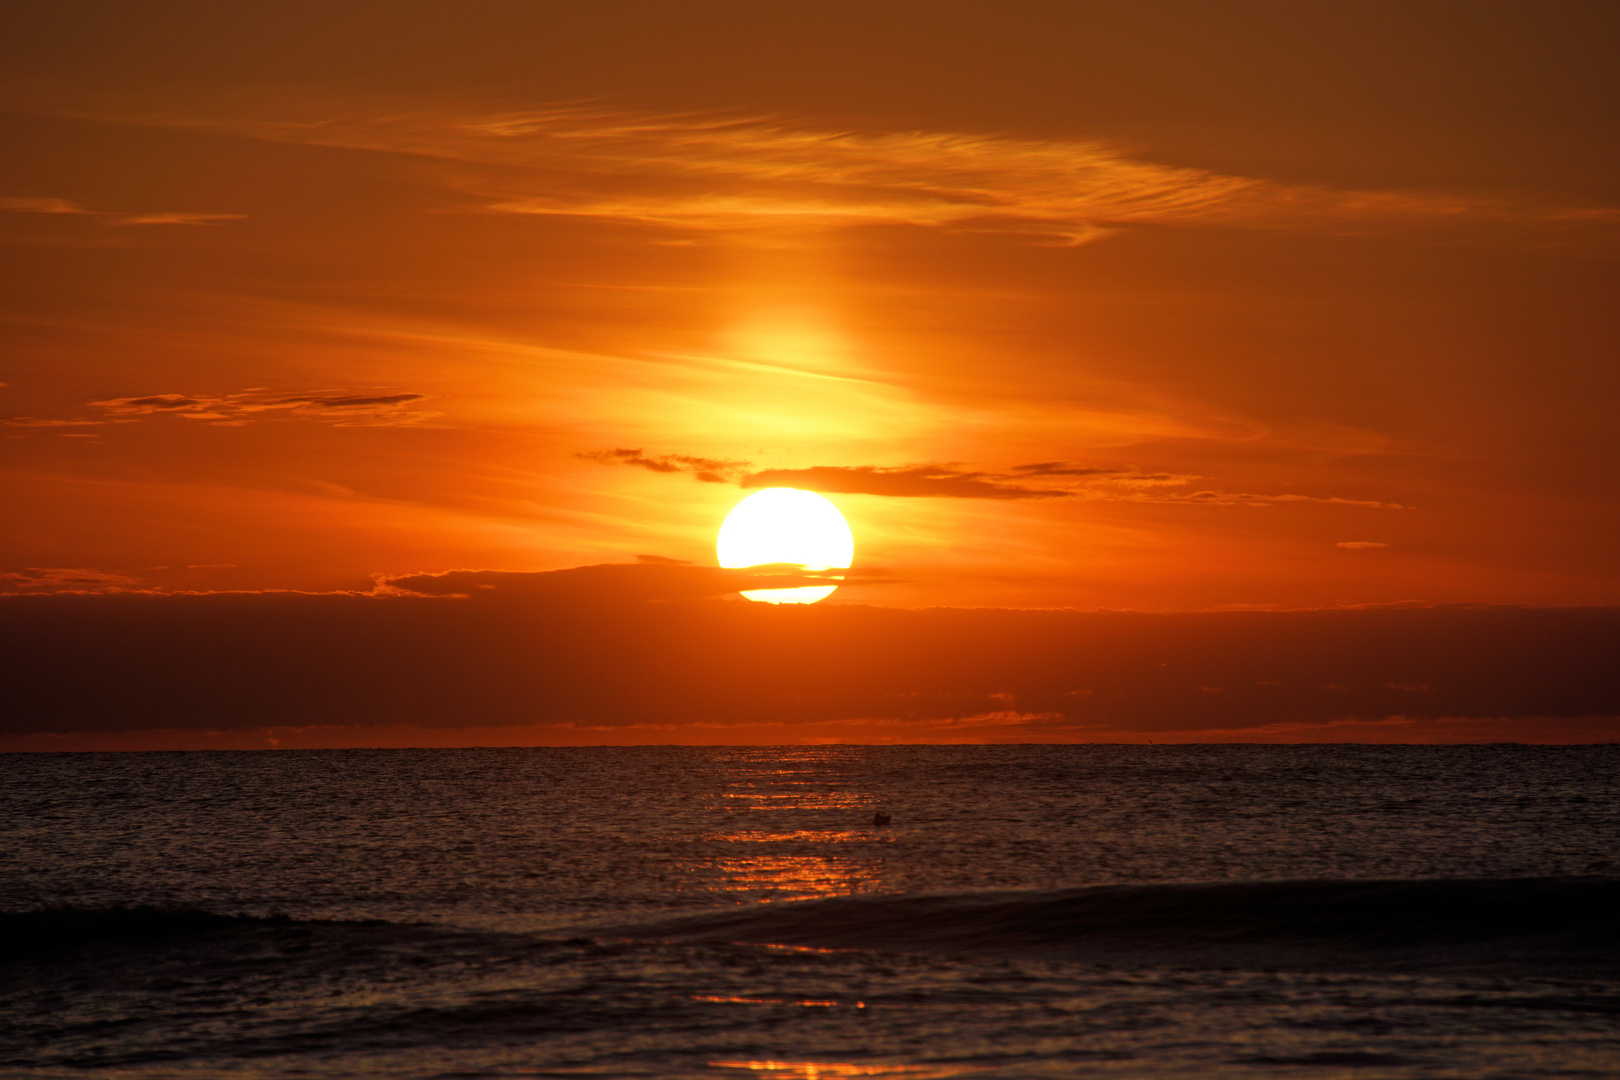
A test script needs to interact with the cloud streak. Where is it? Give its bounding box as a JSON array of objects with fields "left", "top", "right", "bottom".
[
  {"left": 3, "top": 417, "right": 105, "bottom": 428},
  {"left": 0, "top": 567, "right": 143, "bottom": 593},
  {"left": 133, "top": 104, "right": 1620, "bottom": 245},
  {"left": 741, "top": 464, "right": 1072, "bottom": 500},
  {"left": 1155, "top": 491, "right": 1409, "bottom": 509},
  {"left": 573, "top": 447, "right": 747, "bottom": 484},
  {"left": 85, "top": 389, "right": 436, "bottom": 427},
  {"left": 0, "top": 195, "right": 244, "bottom": 226},
  {"left": 581, "top": 450, "right": 1405, "bottom": 508}
]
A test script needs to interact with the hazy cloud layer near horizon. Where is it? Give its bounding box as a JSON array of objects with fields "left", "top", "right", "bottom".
[{"left": 2, "top": 565, "right": 1615, "bottom": 745}]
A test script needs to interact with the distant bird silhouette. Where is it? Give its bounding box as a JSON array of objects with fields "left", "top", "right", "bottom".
[{"left": 872, "top": 812, "right": 892, "bottom": 826}]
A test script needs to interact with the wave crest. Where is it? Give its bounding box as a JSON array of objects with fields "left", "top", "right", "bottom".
[{"left": 610, "top": 878, "right": 1620, "bottom": 968}]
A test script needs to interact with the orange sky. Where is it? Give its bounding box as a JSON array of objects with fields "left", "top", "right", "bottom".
[{"left": 2, "top": 3, "right": 1618, "bottom": 746}]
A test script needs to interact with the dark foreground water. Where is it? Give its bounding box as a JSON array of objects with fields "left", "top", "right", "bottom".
[{"left": 1, "top": 745, "right": 1617, "bottom": 1078}]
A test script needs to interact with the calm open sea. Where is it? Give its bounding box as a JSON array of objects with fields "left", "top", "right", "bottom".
[{"left": 2, "top": 745, "right": 1617, "bottom": 1078}]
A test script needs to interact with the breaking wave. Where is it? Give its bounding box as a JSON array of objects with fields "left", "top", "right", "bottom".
[
  {"left": 609, "top": 878, "right": 1620, "bottom": 968},
  {"left": 8, "top": 879, "right": 1618, "bottom": 973},
  {"left": 0, "top": 906, "right": 314, "bottom": 960}
]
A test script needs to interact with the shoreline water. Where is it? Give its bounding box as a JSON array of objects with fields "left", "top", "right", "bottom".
[{"left": 3, "top": 745, "right": 1617, "bottom": 1077}]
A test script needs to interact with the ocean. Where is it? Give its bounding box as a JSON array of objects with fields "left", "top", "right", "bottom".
[{"left": 2, "top": 744, "right": 1617, "bottom": 1078}]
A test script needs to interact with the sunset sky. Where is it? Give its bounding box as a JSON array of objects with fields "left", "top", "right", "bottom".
[{"left": 3, "top": 2, "right": 1617, "bottom": 748}]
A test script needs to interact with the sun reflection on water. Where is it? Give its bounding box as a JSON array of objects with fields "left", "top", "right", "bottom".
[
  {"left": 709, "top": 1063, "right": 965, "bottom": 1079},
  {"left": 717, "top": 789, "right": 870, "bottom": 811},
  {"left": 693, "top": 749, "right": 896, "bottom": 900},
  {"left": 711, "top": 852, "right": 884, "bottom": 900},
  {"left": 693, "top": 994, "right": 849, "bottom": 1007}
]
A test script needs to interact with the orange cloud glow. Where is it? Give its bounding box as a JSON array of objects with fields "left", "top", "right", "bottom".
[{"left": 3, "top": 4, "right": 1617, "bottom": 744}]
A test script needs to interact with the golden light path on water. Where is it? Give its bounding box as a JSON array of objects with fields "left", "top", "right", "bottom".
[{"left": 708, "top": 1063, "right": 964, "bottom": 1078}]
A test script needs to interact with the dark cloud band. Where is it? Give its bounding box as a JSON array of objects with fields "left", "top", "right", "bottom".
[{"left": 2, "top": 565, "right": 1614, "bottom": 738}]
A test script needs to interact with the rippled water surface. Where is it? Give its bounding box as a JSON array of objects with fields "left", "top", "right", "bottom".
[{"left": 2, "top": 745, "right": 1617, "bottom": 1078}]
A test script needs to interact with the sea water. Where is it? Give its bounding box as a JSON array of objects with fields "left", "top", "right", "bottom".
[{"left": 1, "top": 745, "right": 1617, "bottom": 1077}]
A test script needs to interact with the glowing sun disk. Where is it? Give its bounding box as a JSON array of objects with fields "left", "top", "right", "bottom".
[{"left": 717, "top": 488, "right": 854, "bottom": 604}]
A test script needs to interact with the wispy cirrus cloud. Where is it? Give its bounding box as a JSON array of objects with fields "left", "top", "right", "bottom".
[
  {"left": 573, "top": 447, "right": 748, "bottom": 483},
  {"left": 9, "top": 390, "right": 436, "bottom": 431},
  {"left": 740, "top": 464, "right": 1406, "bottom": 507},
  {"left": 0, "top": 567, "right": 142, "bottom": 594},
  {"left": 86, "top": 389, "right": 436, "bottom": 427},
  {"left": 1155, "top": 491, "right": 1408, "bottom": 509},
  {"left": 0, "top": 195, "right": 244, "bottom": 226},
  {"left": 131, "top": 103, "right": 1620, "bottom": 245},
  {"left": 580, "top": 450, "right": 1405, "bottom": 508},
  {"left": 3, "top": 417, "right": 105, "bottom": 427},
  {"left": 740, "top": 463, "right": 1074, "bottom": 500}
]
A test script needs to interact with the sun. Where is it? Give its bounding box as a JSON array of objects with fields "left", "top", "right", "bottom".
[{"left": 717, "top": 488, "right": 854, "bottom": 604}]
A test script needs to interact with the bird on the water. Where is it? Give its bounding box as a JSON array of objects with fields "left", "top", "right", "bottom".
[{"left": 872, "top": 812, "right": 892, "bottom": 826}]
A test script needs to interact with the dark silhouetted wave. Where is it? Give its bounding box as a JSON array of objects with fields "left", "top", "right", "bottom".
[
  {"left": 609, "top": 878, "right": 1620, "bottom": 969},
  {"left": 11, "top": 879, "right": 1619, "bottom": 975},
  {"left": 0, "top": 905, "right": 376, "bottom": 961}
]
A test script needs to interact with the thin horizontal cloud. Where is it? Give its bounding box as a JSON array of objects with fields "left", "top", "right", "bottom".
[
  {"left": 116, "top": 212, "right": 247, "bottom": 225},
  {"left": 451, "top": 112, "right": 1620, "bottom": 242},
  {"left": 744, "top": 462, "right": 1204, "bottom": 498},
  {"left": 1013, "top": 463, "right": 1197, "bottom": 489},
  {"left": 0, "top": 195, "right": 244, "bottom": 226},
  {"left": 87, "top": 389, "right": 436, "bottom": 427},
  {"left": 3, "top": 417, "right": 105, "bottom": 427},
  {"left": 1143, "top": 491, "right": 1410, "bottom": 509},
  {"left": 574, "top": 447, "right": 747, "bottom": 483},
  {"left": 148, "top": 104, "right": 1620, "bottom": 245},
  {"left": 375, "top": 563, "right": 867, "bottom": 603},
  {"left": 277, "top": 393, "right": 427, "bottom": 409},
  {"left": 0, "top": 567, "right": 142, "bottom": 593},
  {"left": 1012, "top": 461, "right": 1138, "bottom": 477},
  {"left": 1339, "top": 541, "right": 1393, "bottom": 549},
  {"left": 0, "top": 196, "right": 83, "bottom": 214},
  {"left": 583, "top": 450, "right": 1403, "bottom": 507},
  {"left": 741, "top": 464, "right": 1069, "bottom": 500},
  {"left": 581, "top": 450, "right": 1181, "bottom": 497}
]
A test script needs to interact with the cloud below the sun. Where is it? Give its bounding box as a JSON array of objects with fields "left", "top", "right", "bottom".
[{"left": 0, "top": 566, "right": 1614, "bottom": 740}]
